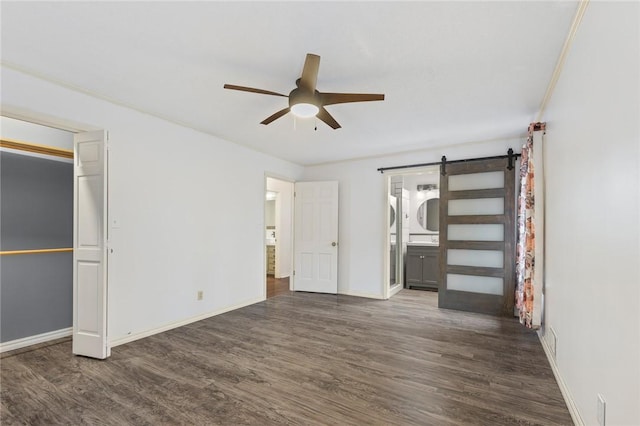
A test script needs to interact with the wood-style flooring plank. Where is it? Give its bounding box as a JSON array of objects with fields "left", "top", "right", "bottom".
[
  {"left": 1, "top": 290, "right": 572, "bottom": 425},
  {"left": 267, "top": 276, "right": 290, "bottom": 299}
]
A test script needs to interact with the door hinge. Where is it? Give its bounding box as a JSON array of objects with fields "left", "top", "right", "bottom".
[{"left": 293, "top": 270, "right": 296, "bottom": 276}]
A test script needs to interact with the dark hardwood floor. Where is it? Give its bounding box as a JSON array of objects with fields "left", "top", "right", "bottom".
[
  {"left": 1, "top": 290, "right": 572, "bottom": 425},
  {"left": 267, "top": 275, "right": 290, "bottom": 298}
]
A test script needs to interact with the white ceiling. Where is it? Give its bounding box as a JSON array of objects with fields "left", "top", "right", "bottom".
[{"left": 1, "top": 1, "right": 577, "bottom": 165}]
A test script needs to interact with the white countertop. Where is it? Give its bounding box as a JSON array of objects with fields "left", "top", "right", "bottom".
[{"left": 407, "top": 241, "right": 439, "bottom": 247}]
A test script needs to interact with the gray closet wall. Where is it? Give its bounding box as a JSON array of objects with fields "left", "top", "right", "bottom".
[{"left": 1, "top": 151, "right": 73, "bottom": 342}]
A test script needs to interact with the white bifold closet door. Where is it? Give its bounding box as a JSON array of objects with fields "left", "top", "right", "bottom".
[
  {"left": 73, "top": 130, "right": 109, "bottom": 359},
  {"left": 438, "top": 158, "right": 516, "bottom": 316}
]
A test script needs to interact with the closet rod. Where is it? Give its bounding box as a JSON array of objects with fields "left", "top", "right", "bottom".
[
  {"left": 0, "top": 248, "right": 73, "bottom": 256},
  {"left": 0, "top": 138, "right": 73, "bottom": 159},
  {"left": 377, "top": 149, "right": 521, "bottom": 174}
]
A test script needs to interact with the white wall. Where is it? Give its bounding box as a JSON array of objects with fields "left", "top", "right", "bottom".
[
  {"left": 265, "top": 200, "right": 276, "bottom": 228},
  {"left": 303, "top": 138, "right": 521, "bottom": 299},
  {"left": 1, "top": 66, "right": 304, "bottom": 345},
  {"left": 266, "top": 177, "right": 293, "bottom": 279},
  {"left": 540, "top": 2, "right": 639, "bottom": 425},
  {"left": 1, "top": 116, "right": 74, "bottom": 150}
]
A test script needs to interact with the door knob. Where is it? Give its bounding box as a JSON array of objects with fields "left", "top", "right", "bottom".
[{"left": 332, "top": 242, "right": 337, "bottom": 247}]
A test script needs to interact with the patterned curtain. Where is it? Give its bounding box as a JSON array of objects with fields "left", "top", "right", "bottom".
[{"left": 516, "top": 131, "right": 536, "bottom": 328}]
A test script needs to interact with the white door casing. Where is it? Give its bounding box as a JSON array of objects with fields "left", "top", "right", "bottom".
[
  {"left": 73, "top": 130, "right": 109, "bottom": 359},
  {"left": 294, "top": 181, "right": 339, "bottom": 293}
]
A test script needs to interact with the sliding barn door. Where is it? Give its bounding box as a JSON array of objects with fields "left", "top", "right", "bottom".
[
  {"left": 438, "top": 158, "right": 516, "bottom": 316},
  {"left": 73, "top": 130, "right": 109, "bottom": 359}
]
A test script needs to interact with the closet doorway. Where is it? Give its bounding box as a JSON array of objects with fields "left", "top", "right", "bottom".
[
  {"left": 0, "top": 115, "right": 109, "bottom": 359},
  {"left": 264, "top": 176, "right": 294, "bottom": 299},
  {"left": 0, "top": 117, "right": 75, "bottom": 351}
]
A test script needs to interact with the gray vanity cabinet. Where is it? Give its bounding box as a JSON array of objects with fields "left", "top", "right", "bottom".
[{"left": 406, "top": 245, "right": 439, "bottom": 290}]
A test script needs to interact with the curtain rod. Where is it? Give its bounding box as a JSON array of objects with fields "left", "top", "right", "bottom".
[{"left": 377, "top": 149, "right": 521, "bottom": 174}]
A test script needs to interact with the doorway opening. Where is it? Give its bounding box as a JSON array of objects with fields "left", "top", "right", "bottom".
[
  {"left": 264, "top": 176, "right": 294, "bottom": 299},
  {"left": 383, "top": 153, "right": 518, "bottom": 316},
  {"left": 0, "top": 116, "right": 75, "bottom": 351},
  {"left": 386, "top": 166, "right": 440, "bottom": 299}
]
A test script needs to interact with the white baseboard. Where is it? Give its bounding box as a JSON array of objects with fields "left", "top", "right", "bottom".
[
  {"left": 538, "top": 330, "right": 584, "bottom": 426},
  {"left": 109, "top": 297, "right": 264, "bottom": 348},
  {"left": 0, "top": 327, "right": 72, "bottom": 353},
  {"left": 339, "top": 290, "right": 386, "bottom": 300},
  {"left": 389, "top": 284, "right": 403, "bottom": 298}
]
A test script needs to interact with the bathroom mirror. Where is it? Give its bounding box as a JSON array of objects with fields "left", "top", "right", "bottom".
[
  {"left": 390, "top": 204, "right": 396, "bottom": 228},
  {"left": 417, "top": 198, "right": 440, "bottom": 232}
]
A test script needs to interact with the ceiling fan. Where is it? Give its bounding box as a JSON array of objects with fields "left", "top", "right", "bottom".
[{"left": 223, "top": 53, "right": 385, "bottom": 129}]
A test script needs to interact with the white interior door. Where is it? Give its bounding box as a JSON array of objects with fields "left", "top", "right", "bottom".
[
  {"left": 73, "top": 130, "right": 109, "bottom": 359},
  {"left": 294, "top": 181, "right": 338, "bottom": 293}
]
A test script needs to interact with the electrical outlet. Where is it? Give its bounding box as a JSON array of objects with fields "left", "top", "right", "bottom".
[
  {"left": 197, "top": 291, "right": 203, "bottom": 301},
  {"left": 597, "top": 394, "right": 606, "bottom": 426},
  {"left": 549, "top": 327, "right": 558, "bottom": 359}
]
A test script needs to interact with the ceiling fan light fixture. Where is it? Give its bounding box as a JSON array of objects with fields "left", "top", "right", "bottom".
[{"left": 290, "top": 102, "right": 319, "bottom": 118}]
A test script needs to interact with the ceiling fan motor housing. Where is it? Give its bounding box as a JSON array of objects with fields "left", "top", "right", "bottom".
[{"left": 288, "top": 88, "right": 320, "bottom": 109}]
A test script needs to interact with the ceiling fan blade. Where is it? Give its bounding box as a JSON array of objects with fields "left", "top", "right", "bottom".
[
  {"left": 224, "top": 84, "right": 287, "bottom": 97},
  {"left": 320, "top": 92, "right": 385, "bottom": 106},
  {"left": 316, "top": 107, "right": 341, "bottom": 129},
  {"left": 260, "top": 107, "right": 290, "bottom": 125},
  {"left": 299, "top": 54, "right": 320, "bottom": 91}
]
